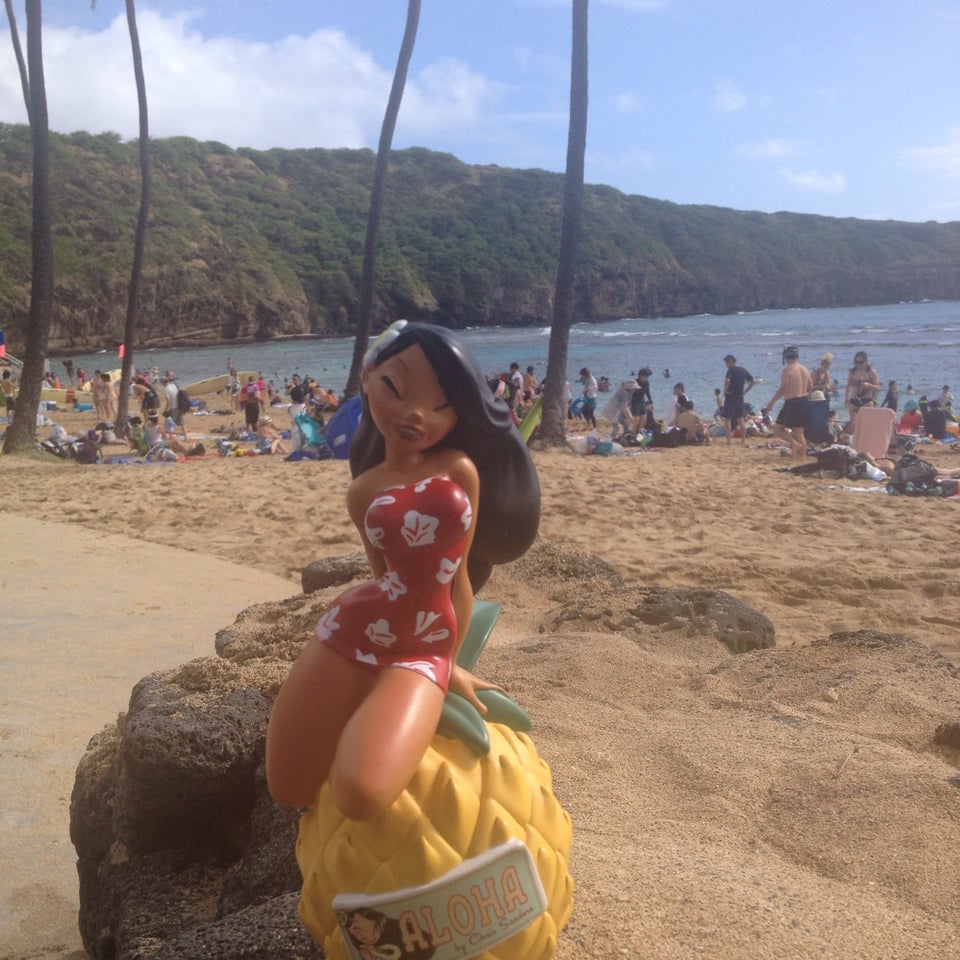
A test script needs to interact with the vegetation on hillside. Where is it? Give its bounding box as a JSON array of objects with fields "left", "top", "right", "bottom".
[{"left": 1, "top": 123, "right": 959, "bottom": 354}]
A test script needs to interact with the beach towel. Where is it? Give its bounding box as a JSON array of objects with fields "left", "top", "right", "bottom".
[{"left": 851, "top": 405, "right": 896, "bottom": 460}]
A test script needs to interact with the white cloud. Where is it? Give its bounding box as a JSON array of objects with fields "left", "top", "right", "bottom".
[
  {"left": 713, "top": 79, "right": 747, "bottom": 113},
  {"left": 779, "top": 167, "right": 847, "bottom": 193},
  {"left": 588, "top": 145, "right": 658, "bottom": 188},
  {"left": 902, "top": 128, "right": 960, "bottom": 182},
  {"left": 614, "top": 92, "right": 645, "bottom": 114},
  {"left": 402, "top": 59, "right": 499, "bottom": 134},
  {"left": 0, "top": 10, "right": 496, "bottom": 150},
  {"left": 735, "top": 139, "right": 796, "bottom": 160}
]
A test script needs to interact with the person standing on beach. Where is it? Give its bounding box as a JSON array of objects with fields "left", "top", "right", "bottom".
[
  {"left": 812, "top": 354, "right": 833, "bottom": 395},
  {"left": 579, "top": 367, "right": 598, "bottom": 428},
  {"left": 508, "top": 363, "right": 524, "bottom": 408},
  {"left": 881, "top": 380, "right": 899, "bottom": 412},
  {"left": 241, "top": 375, "right": 261, "bottom": 434},
  {"left": 288, "top": 374, "right": 307, "bottom": 420},
  {"left": 523, "top": 365, "right": 540, "bottom": 397},
  {"left": 844, "top": 351, "right": 880, "bottom": 421},
  {"left": 762, "top": 346, "right": 813, "bottom": 457},
  {"left": 631, "top": 367, "right": 654, "bottom": 431},
  {"left": 602, "top": 379, "right": 638, "bottom": 440},
  {"left": 163, "top": 372, "right": 180, "bottom": 424},
  {"left": 721, "top": 354, "right": 755, "bottom": 444},
  {"left": 2, "top": 369, "right": 17, "bottom": 421}
]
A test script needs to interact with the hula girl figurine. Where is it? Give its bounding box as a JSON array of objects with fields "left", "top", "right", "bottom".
[{"left": 266, "top": 321, "right": 540, "bottom": 820}]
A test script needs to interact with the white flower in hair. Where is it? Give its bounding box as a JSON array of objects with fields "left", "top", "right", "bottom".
[{"left": 362, "top": 319, "right": 409, "bottom": 368}]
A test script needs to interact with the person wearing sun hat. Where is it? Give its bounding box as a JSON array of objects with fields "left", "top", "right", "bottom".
[
  {"left": 257, "top": 414, "right": 290, "bottom": 456},
  {"left": 602, "top": 379, "right": 639, "bottom": 440},
  {"left": 898, "top": 398, "right": 922, "bottom": 434}
]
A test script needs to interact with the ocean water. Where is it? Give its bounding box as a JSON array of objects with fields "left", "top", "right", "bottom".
[{"left": 55, "top": 300, "right": 960, "bottom": 414}]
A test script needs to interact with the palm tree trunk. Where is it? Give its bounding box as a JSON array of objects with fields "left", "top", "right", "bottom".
[
  {"left": 3, "top": 0, "right": 54, "bottom": 455},
  {"left": 540, "top": 0, "right": 589, "bottom": 446},
  {"left": 343, "top": 0, "right": 421, "bottom": 400},
  {"left": 3, "top": 0, "right": 31, "bottom": 119},
  {"left": 115, "top": 0, "right": 151, "bottom": 435}
]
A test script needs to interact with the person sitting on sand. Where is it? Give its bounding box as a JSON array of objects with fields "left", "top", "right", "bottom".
[
  {"left": 663, "top": 382, "right": 685, "bottom": 429},
  {"left": 898, "top": 399, "right": 922, "bottom": 434},
  {"left": 922, "top": 399, "right": 950, "bottom": 440},
  {"left": 674, "top": 398, "right": 709, "bottom": 444},
  {"left": 257, "top": 416, "right": 290, "bottom": 455},
  {"left": 762, "top": 345, "right": 813, "bottom": 458},
  {"left": 143, "top": 413, "right": 191, "bottom": 457}
]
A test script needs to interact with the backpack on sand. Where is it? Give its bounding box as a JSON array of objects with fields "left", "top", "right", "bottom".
[{"left": 886, "top": 453, "right": 942, "bottom": 496}]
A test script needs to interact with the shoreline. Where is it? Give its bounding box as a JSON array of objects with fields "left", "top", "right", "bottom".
[{"left": 24, "top": 294, "right": 960, "bottom": 360}]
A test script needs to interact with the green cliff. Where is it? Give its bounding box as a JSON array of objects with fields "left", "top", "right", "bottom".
[{"left": 1, "top": 124, "right": 959, "bottom": 354}]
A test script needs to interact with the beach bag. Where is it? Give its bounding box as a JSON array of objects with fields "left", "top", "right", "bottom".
[
  {"left": 72, "top": 439, "right": 102, "bottom": 464},
  {"left": 886, "top": 453, "right": 940, "bottom": 495},
  {"left": 939, "top": 478, "right": 959, "bottom": 497},
  {"left": 648, "top": 426, "right": 686, "bottom": 448}
]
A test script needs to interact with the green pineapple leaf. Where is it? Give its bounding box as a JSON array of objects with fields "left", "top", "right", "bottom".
[{"left": 438, "top": 600, "right": 532, "bottom": 755}]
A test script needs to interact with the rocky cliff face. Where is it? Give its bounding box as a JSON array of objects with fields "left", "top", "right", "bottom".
[{"left": 4, "top": 131, "right": 960, "bottom": 355}]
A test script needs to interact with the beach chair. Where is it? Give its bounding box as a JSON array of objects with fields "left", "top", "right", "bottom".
[
  {"left": 851, "top": 405, "right": 896, "bottom": 459},
  {"left": 293, "top": 414, "right": 332, "bottom": 459},
  {"left": 805, "top": 398, "right": 832, "bottom": 445}
]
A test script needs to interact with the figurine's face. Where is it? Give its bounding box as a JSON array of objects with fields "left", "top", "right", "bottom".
[
  {"left": 363, "top": 343, "right": 458, "bottom": 452},
  {"left": 348, "top": 913, "right": 382, "bottom": 946}
]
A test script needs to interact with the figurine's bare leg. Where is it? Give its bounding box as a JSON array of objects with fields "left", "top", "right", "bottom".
[
  {"left": 266, "top": 641, "right": 376, "bottom": 808},
  {"left": 329, "top": 666, "right": 445, "bottom": 821}
]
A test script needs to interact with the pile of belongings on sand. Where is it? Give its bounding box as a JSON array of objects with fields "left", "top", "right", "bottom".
[{"left": 784, "top": 444, "right": 959, "bottom": 498}]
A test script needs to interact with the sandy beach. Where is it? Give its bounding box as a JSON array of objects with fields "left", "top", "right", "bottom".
[{"left": 2, "top": 397, "right": 960, "bottom": 959}]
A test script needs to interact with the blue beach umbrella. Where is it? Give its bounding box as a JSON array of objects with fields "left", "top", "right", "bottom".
[{"left": 322, "top": 394, "right": 363, "bottom": 460}]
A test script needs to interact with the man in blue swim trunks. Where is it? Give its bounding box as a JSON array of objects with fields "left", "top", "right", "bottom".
[{"left": 762, "top": 345, "right": 813, "bottom": 458}]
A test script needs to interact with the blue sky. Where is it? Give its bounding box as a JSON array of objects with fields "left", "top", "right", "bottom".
[{"left": 2, "top": 0, "right": 959, "bottom": 222}]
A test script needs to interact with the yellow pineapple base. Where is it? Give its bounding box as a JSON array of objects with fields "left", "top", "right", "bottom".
[{"left": 297, "top": 723, "right": 574, "bottom": 960}]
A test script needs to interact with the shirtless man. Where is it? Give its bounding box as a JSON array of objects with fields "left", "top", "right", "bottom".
[{"left": 762, "top": 345, "right": 813, "bottom": 457}]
